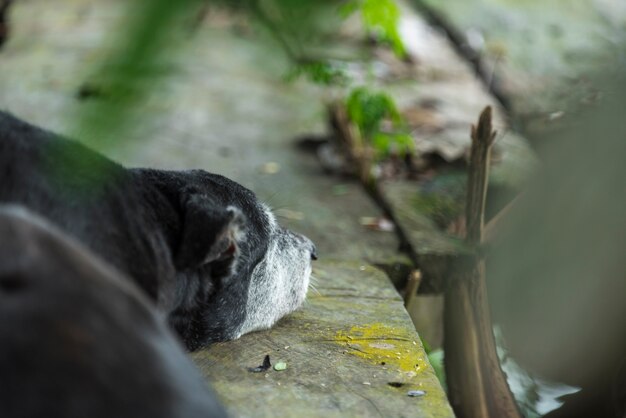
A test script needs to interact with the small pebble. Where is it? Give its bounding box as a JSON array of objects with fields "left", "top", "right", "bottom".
[
  {"left": 363, "top": 381, "right": 371, "bottom": 386},
  {"left": 548, "top": 111, "right": 565, "bottom": 121},
  {"left": 359, "top": 216, "right": 394, "bottom": 232},
  {"left": 274, "top": 362, "right": 288, "bottom": 371},
  {"left": 407, "top": 390, "right": 426, "bottom": 397},
  {"left": 259, "top": 162, "right": 280, "bottom": 174}
]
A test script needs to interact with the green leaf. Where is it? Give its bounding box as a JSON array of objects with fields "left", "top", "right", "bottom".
[
  {"left": 371, "top": 132, "right": 413, "bottom": 158},
  {"left": 346, "top": 87, "right": 400, "bottom": 135},
  {"left": 274, "top": 361, "right": 288, "bottom": 371},
  {"left": 372, "top": 132, "right": 393, "bottom": 157},
  {"left": 427, "top": 349, "right": 446, "bottom": 390},
  {"left": 338, "top": 0, "right": 360, "bottom": 19},
  {"left": 394, "top": 133, "right": 414, "bottom": 154},
  {"left": 361, "top": 0, "right": 406, "bottom": 57},
  {"left": 285, "top": 60, "right": 348, "bottom": 85},
  {"left": 344, "top": 86, "right": 414, "bottom": 160}
]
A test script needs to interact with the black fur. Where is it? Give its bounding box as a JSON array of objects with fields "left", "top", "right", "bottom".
[{"left": 0, "top": 111, "right": 288, "bottom": 349}]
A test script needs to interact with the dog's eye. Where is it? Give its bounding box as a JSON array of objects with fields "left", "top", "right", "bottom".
[{"left": 216, "top": 242, "right": 236, "bottom": 261}]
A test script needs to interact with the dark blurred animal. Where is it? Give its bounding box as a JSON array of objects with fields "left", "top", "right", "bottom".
[
  {"left": 0, "top": 206, "right": 228, "bottom": 418},
  {"left": 489, "top": 76, "right": 626, "bottom": 418}
]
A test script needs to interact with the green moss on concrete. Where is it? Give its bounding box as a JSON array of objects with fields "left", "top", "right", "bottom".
[{"left": 194, "top": 260, "right": 453, "bottom": 417}]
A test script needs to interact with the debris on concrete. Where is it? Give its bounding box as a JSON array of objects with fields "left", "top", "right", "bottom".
[
  {"left": 248, "top": 355, "right": 272, "bottom": 373},
  {"left": 273, "top": 362, "right": 288, "bottom": 371}
]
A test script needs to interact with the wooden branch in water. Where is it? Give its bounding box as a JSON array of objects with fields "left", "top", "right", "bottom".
[{"left": 444, "top": 106, "right": 521, "bottom": 418}]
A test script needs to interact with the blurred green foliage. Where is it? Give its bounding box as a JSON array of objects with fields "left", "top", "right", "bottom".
[
  {"left": 52, "top": 0, "right": 204, "bottom": 190},
  {"left": 421, "top": 337, "right": 446, "bottom": 389},
  {"left": 370, "top": 131, "right": 414, "bottom": 159},
  {"left": 71, "top": 0, "right": 409, "bottom": 158},
  {"left": 346, "top": 87, "right": 401, "bottom": 134},
  {"left": 284, "top": 60, "right": 348, "bottom": 85},
  {"left": 341, "top": 0, "right": 406, "bottom": 57},
  {"left": 74, "top": 0, "right": 203, "bottom": 148},
  {"left": 346, "top": 87, "right": 413, "bottom": 159},
  {"left": 64, "top": 0, "right": 410, "bottom": 183},
  {"left": 275, "top": 0, "right": 406, "bottom": 83},
  {"left": 427, "top": 349, "right": 446, "bottom": 390}
]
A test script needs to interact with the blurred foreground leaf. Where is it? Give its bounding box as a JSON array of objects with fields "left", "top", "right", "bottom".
[{"left": 72, "top": 0, "right": 203, "bottom": 149}]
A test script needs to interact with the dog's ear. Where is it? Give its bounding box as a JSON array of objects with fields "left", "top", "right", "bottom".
[{"left": 174, "top": 192, "right": 245, "bottom": 271}]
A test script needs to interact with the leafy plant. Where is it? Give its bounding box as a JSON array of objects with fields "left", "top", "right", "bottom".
[
  {"left": 206, "top": 1, "right": 413, "bottom": 162},
  {"left": 346, "top": 87, "right": 400, "bottom": 133},
  {"left": 340, "top": 0, "right": 406, "bottom": 58},
  {"left": 427, "top": 349, "right": 446, "bottom": 390},
  {"left": 284, "top": 60, "right": 348, "bottom": 85},
  {"left": 345, "top": 87, "right": 412, "bottom": 159},
  {"left": 371, "top": 131, "right": 414, "bottom": 159},
  {"left": 282, "top": 0, "right": 406, "bottom": 85}
]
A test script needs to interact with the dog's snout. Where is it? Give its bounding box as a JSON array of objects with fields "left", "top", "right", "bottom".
[
  {"left": 310, "top": 244, "right": 318, "bottom": 261},
  {"left": 291, "top": 231, "right": 317, "bottom": 260}
]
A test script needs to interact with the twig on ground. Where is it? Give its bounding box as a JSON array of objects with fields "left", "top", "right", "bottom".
[{"left": 403, "top": 270, "right": 422, "bottom": 307}]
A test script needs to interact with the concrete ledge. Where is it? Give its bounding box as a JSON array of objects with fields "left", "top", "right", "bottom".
[{"left": 194, "top": 260, "right": 453, "bottom": 418}]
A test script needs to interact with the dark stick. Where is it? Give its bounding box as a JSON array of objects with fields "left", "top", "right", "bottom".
[
  {"left": 403, "top": 270, "right": 422, "bottom": 307},
  {"left": 444, "top": 106, "right": 521, "bottom": 418}
]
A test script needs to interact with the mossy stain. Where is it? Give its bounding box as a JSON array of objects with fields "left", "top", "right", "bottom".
[{"left": 335, "top": 323, "right": 428, "bottom": 374}]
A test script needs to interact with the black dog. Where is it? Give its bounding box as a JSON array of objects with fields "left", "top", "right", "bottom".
[
  {"left": 0, "top": 111, "right": 316, "bottom": 350},
  {"left": 0, "top": 205, "right": 227, "bottom": 418}
]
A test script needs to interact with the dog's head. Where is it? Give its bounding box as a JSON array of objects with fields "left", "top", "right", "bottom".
[{"left": 140, "top": 170, "right": 316, "bottom": 350}]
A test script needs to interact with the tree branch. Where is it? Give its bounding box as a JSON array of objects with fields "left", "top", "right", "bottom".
[{"left": 444, "top": 106, "right": 521, "bottom": 418}]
